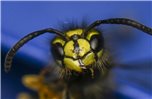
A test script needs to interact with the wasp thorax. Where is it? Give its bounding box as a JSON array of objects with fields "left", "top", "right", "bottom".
[{"left": 51, "top": 29, "right": 104, "bottom": 73}]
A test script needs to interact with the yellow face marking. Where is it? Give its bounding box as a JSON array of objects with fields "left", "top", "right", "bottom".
[
  {"left": 64, "top": 39, "right": 91, "bottom": 59},
  {"left": 63, "top": 52, "right": 96, "bottom": 72},
  {"left": 64, "top": 58, "right": 82, "bottom": 72},
  {"left": 64, "top": 40, "right": 77, "bottom": 58},
  {"left": 82, "top": 52, "right": 95, "bottom": 66},
  {"left": 86, "top": 30, "right": 100, "bottom": 40},
  {"left": 52, "top": 37, "right": 65, "bottom": 46},
  {"left": 66, "top": 29, "right": 83, "bottom": 38},
  {"left": 77, "top": 39, "right": 91, "bottom": 57}
]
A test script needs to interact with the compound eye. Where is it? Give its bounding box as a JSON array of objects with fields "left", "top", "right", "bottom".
[
  {"left": 90, "top": 35, "right": 104, "bottom": 51},
  {"left": 51, "top": 43, "right": 64, "bottom": 60}
]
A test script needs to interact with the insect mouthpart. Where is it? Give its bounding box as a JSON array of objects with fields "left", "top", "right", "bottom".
[{"left": 78, "top": 59, "right": 86, "bottom": 69}]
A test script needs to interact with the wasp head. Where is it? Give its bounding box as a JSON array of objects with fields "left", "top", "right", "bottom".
[{"left": 51, "top": 29, "right": 104, "bottom": 73}]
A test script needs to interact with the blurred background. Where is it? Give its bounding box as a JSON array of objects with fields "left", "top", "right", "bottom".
[{"left": 1, "top": 1, "right": 152, "bottom": 99}]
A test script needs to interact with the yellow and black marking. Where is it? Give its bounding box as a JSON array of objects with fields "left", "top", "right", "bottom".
[{"left": 52, "top": 29, "right": 105, "bottom": 77}]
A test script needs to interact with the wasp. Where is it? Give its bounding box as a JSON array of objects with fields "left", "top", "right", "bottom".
[{"left": 5, "top": 18, "right": 152, "bottom": 99}]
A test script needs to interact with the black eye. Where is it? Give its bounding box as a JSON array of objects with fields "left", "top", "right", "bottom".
[
  {"left": 51, "top": 43, "right": 64, "bottom": 60},
  {"left": 90, "top": 35, "right": 104, "bottom": 51}
]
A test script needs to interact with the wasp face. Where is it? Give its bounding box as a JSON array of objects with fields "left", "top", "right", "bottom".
[{"left": 51, "top": 29, "right": 104, "bottom": 73}]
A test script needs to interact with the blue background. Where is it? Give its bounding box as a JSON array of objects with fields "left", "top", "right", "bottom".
[{"left": 1, "top": 1, "right": 152, "bottom": 99}]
